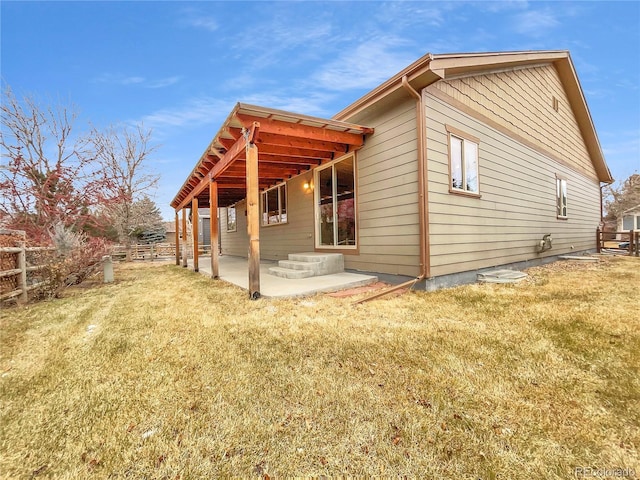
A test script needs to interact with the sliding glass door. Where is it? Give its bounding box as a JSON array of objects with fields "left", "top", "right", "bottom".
[{"left": 315, "top": 155, "right": 356, "bottom": 248}]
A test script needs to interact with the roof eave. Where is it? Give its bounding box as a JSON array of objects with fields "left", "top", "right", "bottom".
[{"left": 335, "top": 50, "right": 613, "bottom": 184}]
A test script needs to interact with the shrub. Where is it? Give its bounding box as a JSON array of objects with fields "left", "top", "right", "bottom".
[{"left": 31, "top": 227, "right": 112, "bottom": 299}]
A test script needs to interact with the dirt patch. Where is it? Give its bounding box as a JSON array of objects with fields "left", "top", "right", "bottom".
[{"left": 326, "top": 281, "right": 411, "bottom": 298}]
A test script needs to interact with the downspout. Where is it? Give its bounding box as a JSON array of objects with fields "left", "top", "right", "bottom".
[{"left": 355, "top": 75, "right": 430, "bottom": 303}]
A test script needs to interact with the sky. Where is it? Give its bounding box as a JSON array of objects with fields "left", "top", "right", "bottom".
[{"left": 2, "top": 0, "right": 639, "bottom": 220}]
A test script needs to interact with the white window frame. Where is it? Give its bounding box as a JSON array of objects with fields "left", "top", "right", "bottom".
[
  {"left": 314, "top": 154, "right": 357, "bottom": 250},
  {"left": 446, "top": 125, "right": 480, "bottom": 196},
  {"left": 226, "top": 204, "right": 237, "bottom": 232},
  {"left": 556, "top": 176, "right": 568, "bottom": 219},
  {"left": 261, "top": 182, "right": 287, "bottom": 226}
]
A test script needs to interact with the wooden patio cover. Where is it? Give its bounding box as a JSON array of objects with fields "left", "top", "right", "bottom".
[
  {"left": 170, "top": 103, "right": 373, "bottom": 298},
  {"left": 171, "top": 103, "right": 373, "bottom": 210}
]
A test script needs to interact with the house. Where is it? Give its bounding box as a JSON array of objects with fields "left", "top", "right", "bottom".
[
  {"left": 617, "top": 205, "right": 640, "bottom": 236},
  {"left": 163, "top": 221, "right": 177, "bottom": 244},
  {"left": 171, "top": 50, "right": 613, "bottom": 296},
  {"left": 164, "top": 212, "right": 216, "bottom": 250}
]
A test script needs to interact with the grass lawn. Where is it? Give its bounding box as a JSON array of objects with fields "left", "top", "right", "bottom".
[{"left": 1, "top": 257, "right": 638, "bottom": 478}]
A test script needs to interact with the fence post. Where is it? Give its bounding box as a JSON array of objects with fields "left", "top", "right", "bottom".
[
  {"left": 150, "top": 243, "right": 155, "bottom": 262},
  {"left": 103, "top": 255, "right": 114, "bottom": 283},
  {"left": 631, "top": 230, "right": 635, "bottom": 256},
  {"left": 596, "top": 227, "right": 601, "bottom": 253},
  {"left": 17, "top": 241, "right": 28, "bottom": 303}
]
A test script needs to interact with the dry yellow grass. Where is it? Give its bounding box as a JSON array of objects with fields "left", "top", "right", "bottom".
[{"left": 1, "top": 257, "right": 638, "bottom": 478}]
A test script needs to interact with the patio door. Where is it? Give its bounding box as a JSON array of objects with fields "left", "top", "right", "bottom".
[{"left": 315, "top": 154, "right": 357, "bottom": 248}]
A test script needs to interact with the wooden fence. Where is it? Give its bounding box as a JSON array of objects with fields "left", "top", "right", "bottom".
[
  {"left": 0, "top": 230, "right": 55, "bottom": 303},
  {"left": 596, "top": 228, "right": 639, "bottom": 256},
  {"left": 111, "top": 243, "right": 212, "bottom": 261}
]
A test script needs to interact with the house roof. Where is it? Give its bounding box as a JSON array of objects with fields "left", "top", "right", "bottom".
[
  {"left": 334, "top": 50, "right": 613, "bottom": 183},
  {"left": 170, "top": 103, "right": 373, "bottom": 209},
  {"left": 172, "top": 50, "right": 613, "bottom": 212},
  {"left": 622, "top": 204, "right": 640, "bottom": 214}
]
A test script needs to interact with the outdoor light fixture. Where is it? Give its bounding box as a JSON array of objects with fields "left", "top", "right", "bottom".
[{"left": 303, "top": 181, "right": 313, "bottom": 193}]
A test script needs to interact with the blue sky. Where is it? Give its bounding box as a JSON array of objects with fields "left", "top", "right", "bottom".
[{"left": 2, "top": 1, "right": 639, "bottom": 220}]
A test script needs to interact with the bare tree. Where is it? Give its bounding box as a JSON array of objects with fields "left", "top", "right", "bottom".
[
  {"left": 88, "top": 124, "right": 159, "bottom": 260},
  {"left": 604, "top": 173, "right": 640, "bottom": 221},
  {"left": 0, "top": 86, "right": 110, "bottom": 241}
]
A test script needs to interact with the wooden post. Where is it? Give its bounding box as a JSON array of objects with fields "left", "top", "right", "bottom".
[
  {"left": 210, "top": 180, "right": 219, "bottom": 279},
  {"left": 181, "top": 208, "right": 188, "bottom": 268},
  {"left": 175, "top": 211, "right": 180, "bottom": 265},
  {"left": 17, "top": 241, "right": 28, "bottom": 303},
  {"left": 192, "top": 197, "right": 199, "bottom": 272},
  {"left": 630, "top": 230, "right": 635, "bottom": 255},
  {"left": 246, "top": 139, "right": 260, "bottom": 299},
  {"left": 596, "top": 227, "right": 601, "bottom": 254}
]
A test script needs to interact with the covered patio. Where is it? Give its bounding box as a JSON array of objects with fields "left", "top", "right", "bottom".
[
  {"left": 186, "top": 255, "right": 377, "bottom": 298},
  {"left": 171, "top": 103, "right": 374, "bottom": 299}
]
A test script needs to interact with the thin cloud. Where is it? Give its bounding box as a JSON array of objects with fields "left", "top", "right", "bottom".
[
  {"left": 185, "top": 17, "right": 218, "bottom": 32},
  {"left": 375, "top": 2, "right": 447, "bottom": 28},
  {"left": 179, "top": 7, "right": 218, "bottom": 31},
  {"left": 148, "top": 76, "right": 182, "bottom": 89},
  {"left": 229, "top": 20, "right": 333, "bottom": 71},
  {"left": 93, "top": 73, "right": 144, "bottom": 85},
  {"left": 313, "top": 37, "right": 416, "bottom": 91},
  {"left": 135, "top": 97, "right": 234, "bottom": 135},
  {"left": 240, "top": 91, "right": 337, "bottom": 117},
  {"left": 511, "top": 9, "right": 560, "bottom": 36},
  {"left": 93, "top": 73, "right": 181, "bottom": 89}
]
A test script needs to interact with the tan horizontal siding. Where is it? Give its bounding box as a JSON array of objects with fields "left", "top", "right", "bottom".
[
  {"left": 344, "top": 97, "right": 421, "bottom": 276},
  {"left": 425, "top": 90, "right": 601, "bottom": 277},
  {"left": 259, "top": 174, "right": 314, "bottom": 260},
  {"left": 220, "top": 200, "right": 248, "bottom": 257},
  {"left": 430, "top": 64, "right": 596, "bottom": 179},
  {"left": 220, "top": 175, "right": 315, "bottom": 261}
]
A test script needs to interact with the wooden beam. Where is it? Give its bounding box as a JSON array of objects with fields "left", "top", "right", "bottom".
[
  {"left": 192, "top": 197, "right": 199, "bottom": 272},
  {"left": 174, "top": 211, "right": 180, "bottom": 265},
  {"left": 257, "top": 132, "right": 349, "bottom": 153},
  {"left": 246, "top": 140, "right": 260, "bottom": 299},
  {"left": 181, "top": 209, "right": 188, "bottom": 268},
  {"left": 237, "top": 114, "right": 367, "bottom": 146},
  {"left": 174, "top": 125, "right": 255, "bottom": 210},
  {"left": 256, "top": 144, "right": 334, "bottom": 160},
  {"left": 210, "top": 181, "right": 219, "bottom": 279}
]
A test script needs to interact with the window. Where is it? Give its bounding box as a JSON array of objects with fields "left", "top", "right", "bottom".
[
  {"left": 446, "top": 125, "right": 479, "bottom": 195},
  {"left": 261, "top": 183, "right": 287, "bottom": 226},
  {"left": 315, "top": 155, "right": 357, "bottom": 248},
  {"left": 556, "top": 177, "right": 567, "bottom": 218},
  {"left": 226, "top": 205, "right": 237, "bottom": 232},
  {"left": 622, "top": 215, "right": 634, "bottom": 231}
]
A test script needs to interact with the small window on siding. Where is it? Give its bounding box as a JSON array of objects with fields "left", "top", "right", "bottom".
[
  {"left": 446, "top": 125, "right": 480, "bottom": 196},
  {"left": 226, "top": 205, "right": 237, "bottom": 232},
  {"left": 261, "top": 183, "right": 287, "bottom": 226},
  {"left": 622, "top": 215, "right": 634, "bottom": 231},
  {"left": 556, "top": 177, "right": 567, "bottom": 219}
]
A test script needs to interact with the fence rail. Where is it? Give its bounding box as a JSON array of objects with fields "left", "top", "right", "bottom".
[
  {"left": 596, "top": 228, "right": 639, "bottom": 256},
  {"left": 0, "top": 230, "right": 55, "bottom": 303},
  {"left": 111, "top": 243, "right": 212, "bottom": 261}
]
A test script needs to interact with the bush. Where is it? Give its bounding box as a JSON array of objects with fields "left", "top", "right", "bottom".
[{"left": 32, "top": 227, "right": 112, "bottom": 299}]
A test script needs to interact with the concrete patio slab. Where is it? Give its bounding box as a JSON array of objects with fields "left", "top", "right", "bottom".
[{"left": 186, "top": 255, "right": 378, "bottom": 298}]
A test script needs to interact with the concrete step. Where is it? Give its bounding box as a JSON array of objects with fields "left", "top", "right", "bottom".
[
  {"left": 287, "top": 252, "right": 344, "bottom": 276},
  {"left": 268, "top": 266, "right": 315, "bottom": 279},
  {"left": 278, "top": 260, "right": 323, "bottom": 271}
]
